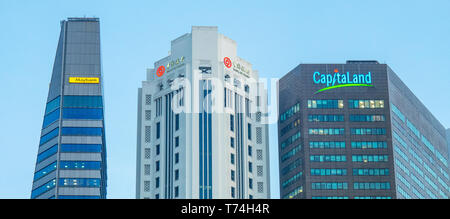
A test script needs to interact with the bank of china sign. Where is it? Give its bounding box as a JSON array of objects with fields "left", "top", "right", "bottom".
[{"left": 313, "top": 69, "right": 373, "bottom": 94}]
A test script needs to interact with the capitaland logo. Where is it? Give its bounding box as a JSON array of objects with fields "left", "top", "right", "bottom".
[{"left": 313, "top": 69, "right": 373, "bottom": 94}]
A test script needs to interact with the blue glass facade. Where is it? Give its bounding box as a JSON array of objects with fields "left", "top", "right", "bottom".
[{"left": 31, "top": 18, "right": 107, "bottom": 199}]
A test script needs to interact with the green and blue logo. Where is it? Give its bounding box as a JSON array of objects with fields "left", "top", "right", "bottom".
[{"left": 313, "top": 69, "right": 373, "bottom": 94}]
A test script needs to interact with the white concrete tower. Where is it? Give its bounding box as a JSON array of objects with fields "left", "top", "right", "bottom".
[{"left": 136, "top": 26, "right": 270, "bottom": 199}]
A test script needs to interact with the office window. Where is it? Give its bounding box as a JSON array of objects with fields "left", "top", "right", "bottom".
[
  {"left": 249, "top": 162, "right": 253, "bottom": 173},
  {"left": 310, "top": 155, "right": 347, "bottom": 162},
  {"left": 249, "top": 178, "right": 253, "bottom": 189},
  {"left": 351, "top": 141, "right": 387, "bottom": 149},
  {"left": 231, "top": 187, "right": 235, "bottom": 198},
  {"left": 353, "top": 169, "right": 390, "bottom": 176},
  {"left": 231, "top": 170, "right": 235, "bottom": 181},
  {"left": 144, "top": 165, "right": 151, "bottom": 175},
  {"left": 351, "top": 128, "right": 386, "bottom": 135},
  {"left": 155, "top": 177, "right": 160, "bottom": 188},
  {"left": 307, "top": 100, "right": 344, "bottom": 109},
  {"left": 175, "top": 153, "right": 179, "bottom": 164},
  {"left": 248, "top": 123, "right": 252, "bottom": 140},
  {"left": 31, "top": 179, "right": 56, "bottom": 199},
  {"left": 310, "top": 169, "right": 347, "bottom": 176},
  {"left": 354, "top": 182, "right": 391, "bottom": 190},
  {"left": 308, "top": 128, "right": 345, "bottom": 136},
  {"left": 175, "top": 169, "right": 179, "bottom": 181},
  {"left": 231, "top": 154, "right": 235, "bottom": 165},
  {"left": 280, "top": 103, "right": 300, "bottom": 123},
  {"left": 308, "top": 114, "right": 344, "bottom": 122},
  {"left": 156, "top": 144, "right": 160, "bottom": 155},
  {"left": 33, "top": 162, "right": 57, "bottom": 181},
  {"left": 311, "top": 182, "right": 348, "bottom": 190},
  {"left": 245, "top": 98, "right": 251, "bottom": 118},
  {"left": 309, "top": 141, "right": 345, "bottom": 149},
  {"left": 175, "top": 186, "right": 179, "bottom": 198},
  {"left": 230, "top": 114, "right": 234, "bottom": 132},
  {"left": 350, "top": 114, "right": 385, "bottom": 122},
  {"left": 280, "top": 131, "right": 301, "bottom": 150},
  {"left": 230, "top": 137, "right": 235, "bottom": 148},
  {"left": 175, "top": 136, "right": 180, "bottom": 147},
  {"left": 175, "top": 114, "right": 180, "bottom": 131},
  {"left": 349, "top": 100, "right": 385, "bottom": 109},
  {"left": 248, "top": 145, "right": 252, "bottom": 156},
  {"left": 155, "top": 97, "right": 162, "bottom": 117},
  {"left": 156, "top": 161, "right": 160, "bottom": 172},
  {"left": 352, "top": 155, "right": 389, "bottom": 162},
  {"left": 156, "top": 122, "right": 160, "bottom": 139}
]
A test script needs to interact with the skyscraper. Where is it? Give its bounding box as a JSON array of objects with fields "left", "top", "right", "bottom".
[
  {"left": 278, "top": 61, "right": 449, "bottom": 199},
  {"left": 136, "top": 26, "right": 270, "bottom": 199},
  {"left": 31, "top": 18, "right": 107, "bottom": 199}
]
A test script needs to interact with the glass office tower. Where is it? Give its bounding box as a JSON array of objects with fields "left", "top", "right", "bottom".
[
  {"left": 278, "top": 61, "right": 449, "bottom": 199},
  {"left": 31, "top": 18, "right": 107, "bottom": 199}
]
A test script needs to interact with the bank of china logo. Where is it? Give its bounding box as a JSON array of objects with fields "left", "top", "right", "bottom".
[
  {"left": 156, "top": 66, "right": 166, "bottom": 77},
  {"left": 313, "top": 69, "right": 373, "bottom": 94},
  {"left": 224, "top": 57, "right": 232, "bottom": 69}
]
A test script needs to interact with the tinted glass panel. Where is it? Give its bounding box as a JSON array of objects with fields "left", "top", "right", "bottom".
[
  {"left": 33, "top": 162, "right": 57, "bottom": 181},
  {"left": 59, "top": 161, "right": 101, "bottom": 170},
  {"left": 63, "top": 108, "right": 103, "bottom": 120},
  {"left": 37, "top": 145, "right": 58, "bottom": 163},
  {"left": 43, "top": 108, "right": 60, "bottom": 128},
  {"left": 60, "top": 144, "right": 102, "bottom": 153},
  {"left": 63, "top": 96, "right": 103, "bottom": 108},
  {"left": 61, "top": 127, "right": 102, "bottom": 136},
  {"left": 39, "top": 128, "right": 59, "bottom": 146},
  {"left": 45, "top": 96, "right": 60, "bottom": 115}
]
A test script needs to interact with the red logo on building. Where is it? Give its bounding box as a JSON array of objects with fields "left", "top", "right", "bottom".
[
  {"left": 224, "top": 57, "right": 232, "bottom": 69},
  {"left": 156, "top": 66, "right": 165, "bottom": 77}
]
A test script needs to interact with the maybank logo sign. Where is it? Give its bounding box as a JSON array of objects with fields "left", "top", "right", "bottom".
[
  {"left": 69, "top": 77, "right": 100, "bottom": 84},
  {"left": 313, "top": 69, "right": 373, "bottom": 94}
]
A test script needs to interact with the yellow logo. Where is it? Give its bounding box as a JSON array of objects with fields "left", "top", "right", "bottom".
[{"left": 69, "top": 77, "right": 100, "bottom": 84}]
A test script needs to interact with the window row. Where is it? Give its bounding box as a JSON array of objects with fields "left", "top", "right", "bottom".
[
  {"left": 280, "top": 103, "right": 300, "bottom": 123},
  {"left": 63, "top": 96, "right": 103, "bottom": 108},
  {"left": 309, "top": 128, "right": 345, "bottom": 135},
  {"left": 310, "top": 155, "right": 347, "bottom": 162},
  {"left": 351, "top": 141, "right": 387, "bottom": 149},
  {"left": 353, "top": 182, "right": 391, "bottom": 190},
  {"left": 31, "top": 179, "right": 56, "bottom": 199},
  {"left": 281, "top": 172, "right": 303, "bottom": 188},
  {"left": 308, "top": 115, "right": 344, "bottom": 122},
  {"left": 280, "top": 119, "right": 300, "bottom": 137},
  {"left": 280, "top": 132, "right": 301, "bottom": 150},
  {"left": 61, "top": 127, "right": 103, "bottom": 136},
  {"left": 309, "top": 141, "right": 345, "bottom": 149},
  {"left": 349, "top": 115, "right": 385, "bottom": 122},
  {"left": 62, "top": 108, "right": 103, "bottom": 120},
  {"left": 311, "top": 169, "right": 347, "bottom": 176},
  {"left": 352, "top": 155, "right": 389, "bottom": 162},
  {"left": 353, "top": 168, "right": 390, "bottom": 176},
  {"left": 308, "top": 100, "right": 344, "bottom": 109},
  {"left": 312, "top": 182, "right": 348, "bottom": 190},
  {"left": 351, "top": 128, "right": 386, "bottom": 135},
  {"left": 58, "top": 178, "right": 101, "bottom": 187},
  {"left": 280, "top": 145, "right": 301, "bottom": 163},
  {"left": 349, "top": 100, "right": 384, "bottom": 109}
]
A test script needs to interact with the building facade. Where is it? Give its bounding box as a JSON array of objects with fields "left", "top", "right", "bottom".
[
  {"left": 31, "top": 18, "right": 107, "bottom": 199},
  {"left": 136, "top": 26, "right": 270, "bottom": 199},
  {"left": 278, "top": 61, "right": 449, "bottom": 199}
]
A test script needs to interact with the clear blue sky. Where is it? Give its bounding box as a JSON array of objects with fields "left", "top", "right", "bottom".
[{"left": 0, "top": 0, "right": 449, "bottom": 199}]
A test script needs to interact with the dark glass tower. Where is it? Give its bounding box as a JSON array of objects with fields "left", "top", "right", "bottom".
[
  {"left": 278, "top": 61, "right": 449, "bottom": 199},
  {"left": 31, "top": 18, "right": 107, "bottom": 199}
]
